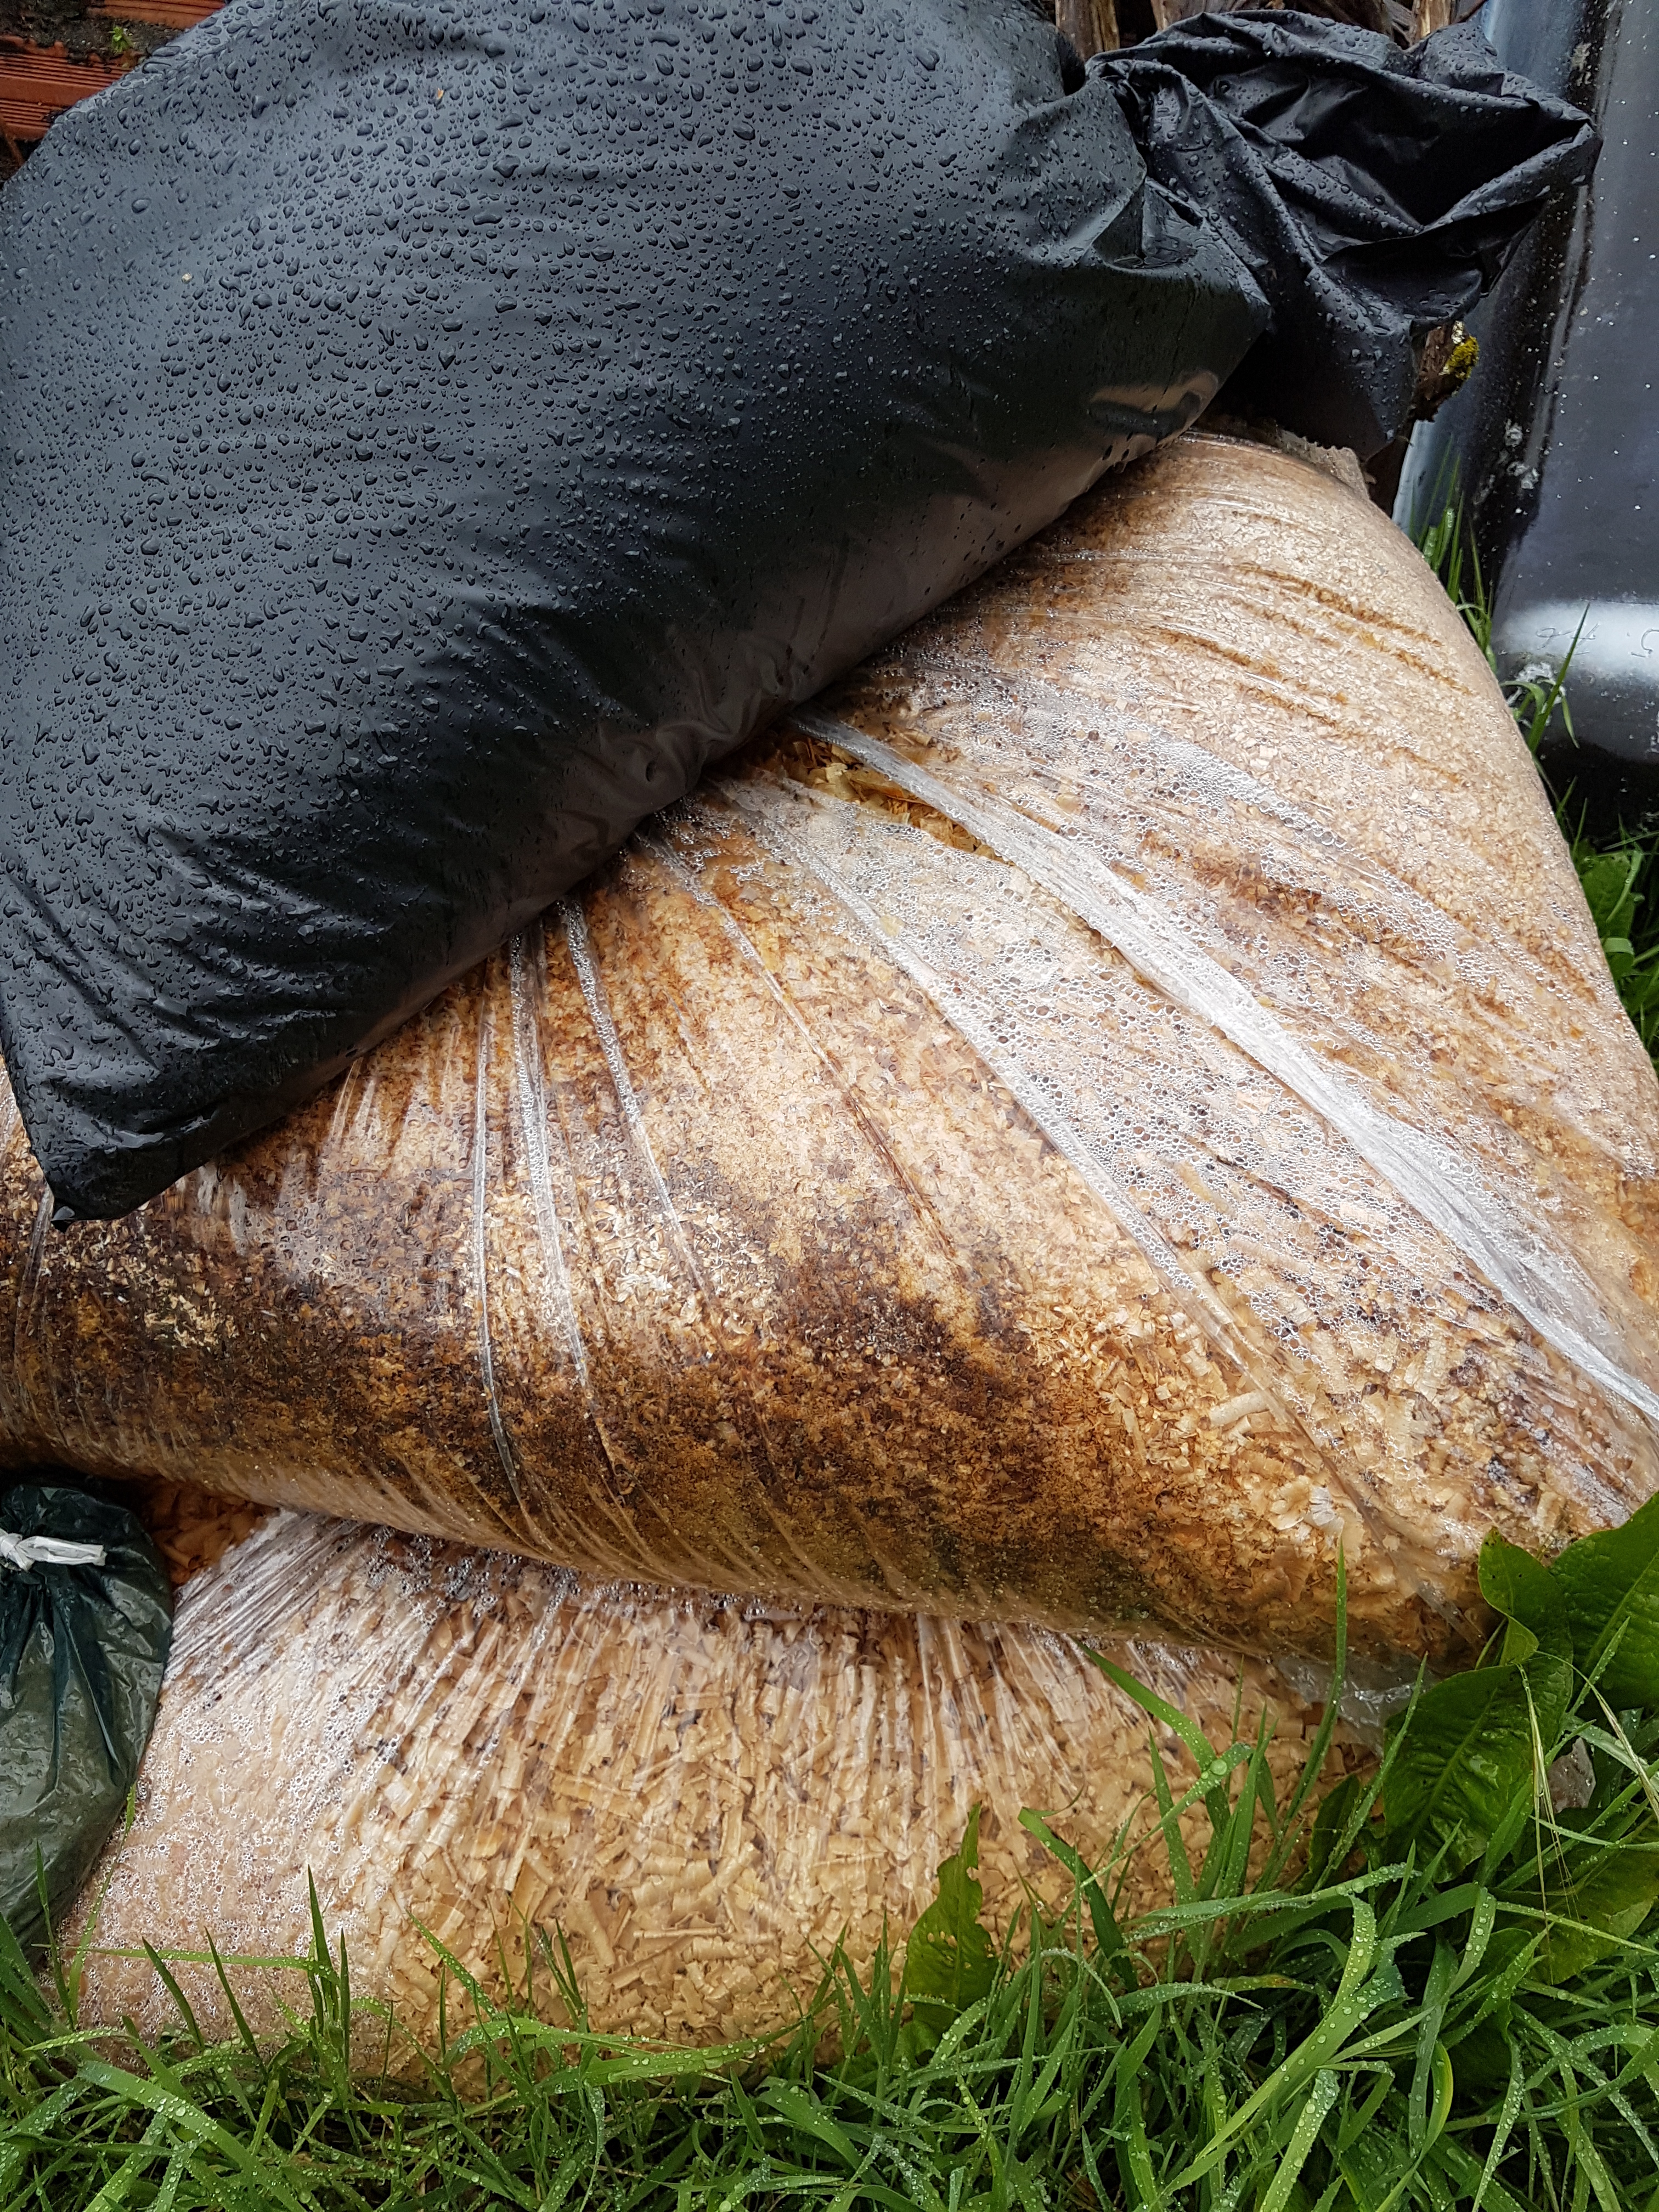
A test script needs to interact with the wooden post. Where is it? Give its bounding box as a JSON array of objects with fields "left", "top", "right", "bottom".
[{"left": 1057, "top": 0, "right": 1120, "bottom": 58}]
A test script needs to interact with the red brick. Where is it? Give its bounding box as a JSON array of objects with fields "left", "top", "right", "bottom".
[{"left": 0, "top": 38, "right": 133, "bottom": 143}]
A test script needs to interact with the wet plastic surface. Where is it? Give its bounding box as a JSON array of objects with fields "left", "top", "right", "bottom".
[
  {"left": 0, "top": 435, "right": 1654, "bottom": 1671},
  {"left": 1107, "top": 16, "right": 1597, "bottom": 459},
  {"left": 68, "top": 1509, "right": 1364, "bottom": 2047},
  {"left": 1397, "top": 0, "right": 1659, "bottom": 829},
  {"left": 0, "top": 1, "right": 1593, "bottom": 1218},
  {"left": 0, "top": 1485, "right": 171, "bottom": 1951}
]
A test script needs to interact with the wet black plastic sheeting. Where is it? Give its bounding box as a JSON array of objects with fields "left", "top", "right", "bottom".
[
  {"left": 0, "top": 1487, "right": 171, "bottom": 1953},
  {"left": 0, "top": 3, "right": 1594, "bottom": 1218},
  {"left": 1104, "top": 16, "right": 1599, "bottom": 460},
  {"left": 1398, "top": 0, "right": 1658, "bottom": 834}
]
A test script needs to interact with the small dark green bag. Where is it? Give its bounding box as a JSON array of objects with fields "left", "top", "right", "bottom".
[{"left": 0, "top": 1486, "right": 172, "bottom": 1950}]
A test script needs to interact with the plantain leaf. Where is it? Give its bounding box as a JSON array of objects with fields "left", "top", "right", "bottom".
[
  {"left": 1480, "top": 1528, "right": 1570, "bottom": 1675},
  {"left": 1532, "top": 1847, "right": 1659, "bottom": 1985},
  {"left": 1384, "top": 1668, "right": 1538, "bottom": 1872},
  {"left": 1550, "top": 1491, "right": 1659, "bottom": 1708},
  {"left": 901, "top": 1805, "right": 996, "bottom": 2021},
  {"left": 1578, "top": 848, "right": 1643, "bottom": 941},
  {"left": 1384, "top": 1527, "right": 1581, "bottom": 1869}
]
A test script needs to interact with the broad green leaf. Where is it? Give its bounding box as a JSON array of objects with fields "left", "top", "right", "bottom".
[
  {"left": 1551, "top": 1491, "right": 1659, "bottom": 1707},
  {"left": 1479, "top": 1528, "right": 1570, "bottom": 1674},
  {"left": 1532, "top": 1847, "right": 1659, "bottom": 1985},
  {"left": 1578, "top": 848, "right": 1643, "bottom": 940},
  {"left": 1384, "top": 1667, "right": 1539, "bottom": 1870},
  {"left": 900, "top": 1805, "right": 996, "bottom": 2019}
]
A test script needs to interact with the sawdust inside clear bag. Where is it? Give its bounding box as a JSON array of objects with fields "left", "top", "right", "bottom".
[
  {"left": 0, "top": 432, "right": 1655, "bottom": 1669},
  {"left": 67, "top": 1511, "right": 1371, "bottom": 2050}
]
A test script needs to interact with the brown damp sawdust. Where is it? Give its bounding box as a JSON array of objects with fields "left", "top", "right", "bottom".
[
  {"left": 0, "top": 436, "right": 1648, "bottom": 1673},
  {"left": 123, "top": 1476, "right": 269, "bottom": 1588}
]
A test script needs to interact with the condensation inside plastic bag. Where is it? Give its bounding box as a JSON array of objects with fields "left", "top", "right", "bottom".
[
  {"left": 1, "top": 432, "right": 1655, "bottom": 1668},
  {"left": 67, "top": 1510, "right": 1368, "bottom": 2049}
]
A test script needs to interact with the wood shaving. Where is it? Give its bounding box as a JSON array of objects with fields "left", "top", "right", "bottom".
[
  {"left": 71, "top": 1514, "right": 1372, "bottom": 2049},
  {"left": 0, "top": 436, "right": 1652, "bottom": 1672}
]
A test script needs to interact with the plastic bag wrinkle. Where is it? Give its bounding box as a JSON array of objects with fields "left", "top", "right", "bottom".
[
  {"left": 68, "top": 1509, "right": 1367, "bottom": 2048},
  {"left": 1108, "top": 16, "right": 1600, "bottom": 456},
  {"left": 506, "top": 928, "right": 591, "bottom": 1396},
  {"left": 714, "top": 708, "right": 1651, "bottom": 1576},
  {"left": 792, "top": 704, "right": 1659, "bottom": 1432},
  {"left": 0, "top": 438, "right": 1650, "bottom": 1669}
]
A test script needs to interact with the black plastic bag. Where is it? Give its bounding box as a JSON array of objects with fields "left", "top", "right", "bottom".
[
  {"left": 1103, "top": 15, "right": 1600, "bottom": 459},
  {"left": 0, "top": 2, "right": 1593, "bottom": 1218},
  {"left": 0, "top": 1487, "right": 172, "bottom": 1952},
  {"left": 1397, "top": 0, "right": 1658, "bottom": 834}
]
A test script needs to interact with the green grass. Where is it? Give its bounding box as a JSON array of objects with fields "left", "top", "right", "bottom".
[
  {"left": 6, "top": 1500, "right": 1659, "bottom": 2209},
  {"left": 1564, "top": 830, "right": 1659, "bottom": 1066},
  {"left": 1414, "top": 493, "right": 1659, "bottom": 1070}
]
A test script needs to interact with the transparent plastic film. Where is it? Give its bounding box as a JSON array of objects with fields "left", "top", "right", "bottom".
[
  {"left": 783, "top": 707, "right": 1659, "bottom": 1431},
  {"left": 0, "top": 435, "right": 1654, "bottom": 1667},
  {"left": 66, "top": 1510, "right": 1361, "bottom": 2050}
]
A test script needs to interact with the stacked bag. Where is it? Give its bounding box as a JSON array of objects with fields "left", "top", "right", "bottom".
[
  {"left": 41, "top": 425, "right": 1659, "bottom": 2041},
  {"left": 0, "top": 0, "right": 1650, "bottom": 2041}
]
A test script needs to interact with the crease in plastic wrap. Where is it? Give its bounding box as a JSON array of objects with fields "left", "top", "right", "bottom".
[
  {"left": 2, "top": 435, "right": 1656, "bottom": 1668},
  {"left": 67, "top": 1509, "right": 1367, "bottom": 2048}
]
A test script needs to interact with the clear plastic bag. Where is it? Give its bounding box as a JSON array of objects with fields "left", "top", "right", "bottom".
[
  {"left": 1, "top": 433, "right": 1654, "bottom": 1667},
  {"left": 69, "top": 1510, "right": 1361, "bottom": 2048}
]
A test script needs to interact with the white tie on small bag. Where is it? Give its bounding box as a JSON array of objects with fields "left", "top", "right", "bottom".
[{"left": 0, "top": 1531, "right": 107, "bottom": 1572}]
